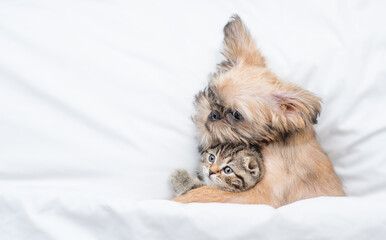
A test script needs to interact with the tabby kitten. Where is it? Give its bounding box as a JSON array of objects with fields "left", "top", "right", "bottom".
[{"left": 171, "top": 144, "right": 264, "bottom": 196}]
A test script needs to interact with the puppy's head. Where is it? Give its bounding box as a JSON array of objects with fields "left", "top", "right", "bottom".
[{"left": 194, "top": 15, "right": 321, "bottom": 150}]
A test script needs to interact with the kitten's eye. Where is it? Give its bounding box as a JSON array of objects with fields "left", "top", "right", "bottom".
[
  {"left": 232, "top": 111, "right": 243, "bottom": 121},
  {"left": 208, "top": 154, "right": 215, "bottom": 163},
  {"left": 223, "top": 166, "right": 233, "bottom": 174}
]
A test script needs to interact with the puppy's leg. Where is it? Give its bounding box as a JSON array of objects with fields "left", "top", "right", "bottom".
[{"left": 172, "top": 185, "right": 273, "bottom": 206}]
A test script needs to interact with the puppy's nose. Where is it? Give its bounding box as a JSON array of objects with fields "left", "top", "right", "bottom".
[
  {"left": 208, "top": 110, "right": 221, "bottom": 121},
  {"left": 209, "top": 169, "right": 215, "bottom": 176}
]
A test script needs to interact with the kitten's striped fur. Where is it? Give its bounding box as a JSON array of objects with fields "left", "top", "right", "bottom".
[
  {"left": 200, "top": 143, "right": 264, "bottom": 192},
  {"left": 171, "top": 144, "right": 264, "bottom": 196}
]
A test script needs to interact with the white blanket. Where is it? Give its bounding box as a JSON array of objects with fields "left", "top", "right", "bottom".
[{"left": 1, "top": 0, "right": 386, "bottom": 239}]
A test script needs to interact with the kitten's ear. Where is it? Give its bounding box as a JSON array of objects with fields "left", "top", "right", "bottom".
[
  {"left": 218, "top": 15, "right": 266, "bottom": 72},
  {"left": 244, "top": 157, "right": 260, "bottom": 177},
  {"left": 270, "top": 87, "right": 321, "bottom": 131}
]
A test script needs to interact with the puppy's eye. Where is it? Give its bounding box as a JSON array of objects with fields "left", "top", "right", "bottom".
[
  {"left": 232, "top": 111, "right": 243, "bottom": 121},
  {"left": 223, "top": 166, "right": 233, "bottom": 174},
  {"left": 208, "top": 154, "right": 215, "bottom": 163}
]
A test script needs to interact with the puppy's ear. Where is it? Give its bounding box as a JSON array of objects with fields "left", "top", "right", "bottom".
[
  {"left": 270, "top": 88, "right": 321, "bottom": 131},
  {"left": 218, "top": 15, "right": 266, "bottom": 72}
]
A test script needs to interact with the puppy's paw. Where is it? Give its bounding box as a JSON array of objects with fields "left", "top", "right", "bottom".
[{"left": 171, "top": 169, "right": 195, "bottom": 196}]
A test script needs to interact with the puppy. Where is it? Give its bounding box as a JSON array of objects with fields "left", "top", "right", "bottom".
[{"left": 173, "top": 15, "right": 344, "bottom": 207}]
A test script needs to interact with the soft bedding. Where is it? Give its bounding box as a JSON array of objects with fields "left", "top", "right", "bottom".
[{"left": 1, "top": 0, "right": 386, "bottom": 239}]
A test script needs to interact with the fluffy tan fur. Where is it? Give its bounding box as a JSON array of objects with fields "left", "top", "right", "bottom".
[{"left": 173, "top": 15, "right": 344, "bottom": 207}]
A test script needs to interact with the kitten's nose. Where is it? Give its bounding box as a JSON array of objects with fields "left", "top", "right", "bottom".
[
  {"left": 209, "top": 169, "right": 215, "bottom": 176},
  {"left": 208, "top": 110, "right": 221, "bottom": 121}
]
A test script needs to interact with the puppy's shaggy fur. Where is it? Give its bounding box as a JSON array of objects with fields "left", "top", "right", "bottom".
[{"left": 173, "top": 15, "right": 344, "bottom": 207}]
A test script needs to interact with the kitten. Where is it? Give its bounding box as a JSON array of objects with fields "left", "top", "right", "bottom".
[
  {"left": 173, "top": 15, "right": 344, "bottom": 207},
  {"left": 171, "top": 144, "right": 264, "bottom": 196}
]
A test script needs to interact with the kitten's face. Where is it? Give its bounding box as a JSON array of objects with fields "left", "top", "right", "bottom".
[
  {"left": 194, "top": 15, "right": 321, "bottom": 151},
  {"left": 200, "top": 144, "right": 264, "bottom": 192}
]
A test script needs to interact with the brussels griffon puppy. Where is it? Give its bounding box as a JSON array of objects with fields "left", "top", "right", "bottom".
[{"left": 173, "top": 15, "right": 344, "bottom": 207}]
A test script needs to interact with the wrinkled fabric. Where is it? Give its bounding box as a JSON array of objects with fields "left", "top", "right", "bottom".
[{"left": 1, "top": 0, "right": 386, "bottom": 239}]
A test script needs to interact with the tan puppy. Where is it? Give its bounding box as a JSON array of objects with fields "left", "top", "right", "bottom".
[{"left": 173, "top": 15, "right": 344, "bottom": 207}]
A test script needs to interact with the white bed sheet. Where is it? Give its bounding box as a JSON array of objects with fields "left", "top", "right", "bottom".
[
  {"left": 1, "top": 0, "right": 386, "bottom": 239},
  {"left": 2, "top": 188, "right": 386, "bottom": 240}
]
